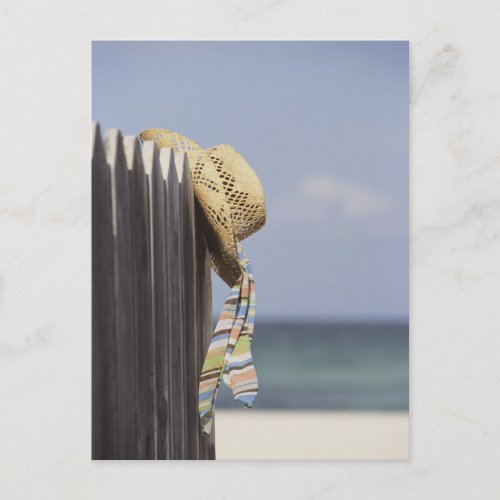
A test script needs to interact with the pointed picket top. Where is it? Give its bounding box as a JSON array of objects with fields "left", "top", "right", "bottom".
[
  {"left": 104, "top": 128, "right": 128, "bottom": 174},
  {"left": 92, "top": 121, "right": 100, "bottom": 154},
  {"left": 92, "top": 122, "right": 106, "bottom": 166},
  {"left": 174, "top": 151, "right": 187, "bottom": 183},
  {"left": 123, "top": 135, "right": 143, "bottom": 173},
  {"left": 141, "top": 140, "right": 160, "bottom": 177},
  {"left": 159, "top": 147, "right": 176, "bottom": 184}
]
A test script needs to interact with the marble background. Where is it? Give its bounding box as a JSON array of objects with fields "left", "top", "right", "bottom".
[{"left": 1, "top": 0, "right": 499, "bottom": 498}]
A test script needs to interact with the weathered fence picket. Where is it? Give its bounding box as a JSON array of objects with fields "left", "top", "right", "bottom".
[
  {"left": 124, "top": 136, "right": 155, "bottom": 459},
  {"left": 92, "top": 123, "right": 215, "bottom": 460},
  {"left": 176, "top": 152, "right": 199, "bottom": 458},
  {"left": 163, "top": 149, "right": 186, "bottom": 459},
  {"left": 91, "top": 123, "right": 117, "bottom": 459},
  {"left": 195, "top": 203, "right": 216, "bottom": 459}
]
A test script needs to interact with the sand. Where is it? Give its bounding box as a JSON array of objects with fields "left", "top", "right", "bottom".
[{"left": 215, "top": 410, "right": 409, "bottom": 460}]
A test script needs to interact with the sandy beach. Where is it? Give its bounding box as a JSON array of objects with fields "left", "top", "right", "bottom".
[{"left": 215, "top": 410, "right": 409, "bottom": 460}]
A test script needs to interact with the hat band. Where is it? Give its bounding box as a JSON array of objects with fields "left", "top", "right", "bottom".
[{"left": 198, "top": 242, "right": 258, "bottom": 436}]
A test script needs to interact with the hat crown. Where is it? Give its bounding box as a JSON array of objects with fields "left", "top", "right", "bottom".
[{"left": 203, "top": 144, "right": 265, "bottom": 240}]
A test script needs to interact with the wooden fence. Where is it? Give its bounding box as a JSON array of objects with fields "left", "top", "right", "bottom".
[{"left": 92, "top": 123, "right": 215, "bottom": 460}]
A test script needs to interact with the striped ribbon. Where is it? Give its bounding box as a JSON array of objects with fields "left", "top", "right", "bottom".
[{"left": 198, "top": 242, "right": 258, "bottom": 436}]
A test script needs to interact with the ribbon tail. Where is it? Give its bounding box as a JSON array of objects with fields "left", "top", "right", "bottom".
[
  {"left": 222, "top": 266, "right": 249, "bottom": 390},
  {"left": 225, "top": 243, "right": 259, "bottom": 408},
  {"left": 198, "top": 275, "right": 242, "bottom": 435}
]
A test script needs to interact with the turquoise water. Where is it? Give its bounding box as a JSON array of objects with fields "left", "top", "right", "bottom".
[{"left": 217, "top": 322, "right": 409, "bottom": 410}]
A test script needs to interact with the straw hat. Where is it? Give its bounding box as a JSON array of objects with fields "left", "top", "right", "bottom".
[{"left": 139, "top": 129, "right": 266, "bottom": 287}]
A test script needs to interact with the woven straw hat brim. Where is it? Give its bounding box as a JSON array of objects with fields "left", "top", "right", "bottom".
[{"left": 140, "top": 129, "right": 265, "bottom": 287}]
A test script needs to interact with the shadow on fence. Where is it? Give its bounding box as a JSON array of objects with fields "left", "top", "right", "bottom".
[{"left": 92, "top": 123, "right": 215, "bottom": 460}]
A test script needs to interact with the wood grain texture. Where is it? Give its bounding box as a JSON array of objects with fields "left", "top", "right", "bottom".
[
  {"left": 176, "top": 152, "right": 200, "bottom": 459},
  {"left": 162, "top": 148, "right": 187, "bottom": 459},
  {"left": 124, "top": 136, "right": 155, "bottom": 460},
  {"left": 195, "top": 201, "right": 216, "bottom": 460},
  {"left": 146, "top": 142, "right": 169, "bottom": 459},
  {"left": 105, "top": 129, "right": 137, "bottom": 459}
]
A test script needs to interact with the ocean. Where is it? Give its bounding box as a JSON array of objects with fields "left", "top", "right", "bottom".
[{"left": 216, "top": 322, "right": 409, "bottom": 410}]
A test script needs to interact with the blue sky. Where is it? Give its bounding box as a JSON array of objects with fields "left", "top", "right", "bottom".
[{"left": 92, "top": 41, "right": 408, "bottom": 321}]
